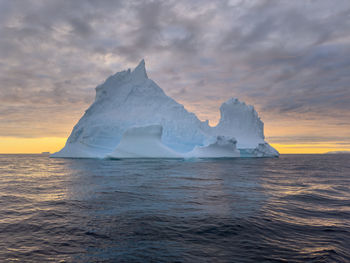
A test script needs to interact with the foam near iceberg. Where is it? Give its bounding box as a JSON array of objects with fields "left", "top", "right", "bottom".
[{"left": 51, "top": 59, "right": 279, "bottom": 159}]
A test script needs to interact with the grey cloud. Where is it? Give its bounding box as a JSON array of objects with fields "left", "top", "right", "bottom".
[
  {"left": 0, "top": 0, "right": 350, "bottom": 142},
  {"left": 69, "top": 17, "right": 94, "bottom": 37}
]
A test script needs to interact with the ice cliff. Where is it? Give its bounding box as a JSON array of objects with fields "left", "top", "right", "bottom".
[
  {"left": 51, "top": 59, "right": 279, "bottom": 158},
  {"left": 107, "top": 125, "right": 181, "bottom": 159}
]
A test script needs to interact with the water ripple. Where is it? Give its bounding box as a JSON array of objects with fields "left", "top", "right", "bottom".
[{"left": 0, "top": 154, "right": 349, "bottom": 262}]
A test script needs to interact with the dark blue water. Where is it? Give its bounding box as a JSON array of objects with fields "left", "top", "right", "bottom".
[{"left": 0, "top": 154, "right": 349, "bottom": 262}]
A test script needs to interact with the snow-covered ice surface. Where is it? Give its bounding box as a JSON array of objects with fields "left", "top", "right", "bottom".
[
  {"left": 185, "top": 136, "right": 240, "bottom": 158},
  {"left": 51, "top": 60, "right": 279, "bottom": 158},
  {"left": 107, "top": 126, "right": 240, "bottom": 159},
  {"left": 107, "top": 125, "right": 181, "bottom": 159}
]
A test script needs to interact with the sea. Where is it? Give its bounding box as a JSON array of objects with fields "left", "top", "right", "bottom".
[{"left": 0, "top": 154, "right": 349, "bottom": 262}]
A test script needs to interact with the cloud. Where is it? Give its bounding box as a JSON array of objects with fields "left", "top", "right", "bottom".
[{"left": 0, "top": 0, "right": 350, "bottom": 144}]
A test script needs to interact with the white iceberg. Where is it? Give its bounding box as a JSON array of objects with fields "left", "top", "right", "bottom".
[{"left": 51, "top": 59, "right": 278, "bottom": 159}]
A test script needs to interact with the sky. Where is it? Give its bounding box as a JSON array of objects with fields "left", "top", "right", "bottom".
[{"left": 0, "top": 0, "right": 350, "bottom": 154}]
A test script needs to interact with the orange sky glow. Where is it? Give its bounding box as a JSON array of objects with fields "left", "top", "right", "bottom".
[
  {"left": 1, "top": 1, "right": 350, "bottom": 155},
  {"left": 1, "top": 106, "right": 348, "bottom": 154},
  {"left": 0, "top": 137, "right": 348, "bottom": 154}
]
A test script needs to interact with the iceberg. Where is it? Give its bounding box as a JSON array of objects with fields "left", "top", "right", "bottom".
[{"left": 51, "top": 59, "right": 278, "bottom": 158}]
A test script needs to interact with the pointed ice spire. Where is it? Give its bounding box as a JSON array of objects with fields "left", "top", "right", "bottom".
[{"left": 132, "top": 59, "right": 148, "bottom": 80}]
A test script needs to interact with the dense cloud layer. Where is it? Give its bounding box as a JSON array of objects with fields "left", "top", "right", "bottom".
[{"left": 1, "top": 0, "right": 350, "bottom": 146}]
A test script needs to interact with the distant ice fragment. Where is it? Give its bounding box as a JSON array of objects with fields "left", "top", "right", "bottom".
[{"left": 325, "top": 151, "right": 350, "bottom": 154}]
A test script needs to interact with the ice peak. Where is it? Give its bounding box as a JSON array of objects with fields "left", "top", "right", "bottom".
[
  {"left": 221, "top": 98, "right": 257, "bottom": 113},
  {"left": 223, "top": 97, "right": 242, "bottom": 106},
  {"left": 216, "top": 97, "right": 264, "bottom": 143},
  {"left": 132, "top": 59, "right": 148, "bottom": 80}
]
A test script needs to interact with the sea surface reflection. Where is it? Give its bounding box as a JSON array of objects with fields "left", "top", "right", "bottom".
[{"left": 0, "top": 154, "right": 349, "bottom": 262}]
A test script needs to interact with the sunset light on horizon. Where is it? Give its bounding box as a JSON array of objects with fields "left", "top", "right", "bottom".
[
  {"left": 1, "top": 2, "right": 350, "bottom": 262},
  {"left": 0, "top": 1, "right": 349, "bottom": 154}
]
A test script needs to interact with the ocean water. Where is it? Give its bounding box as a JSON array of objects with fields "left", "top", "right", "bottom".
[{"left": 0, "top": 154, "right": 349, "bottom": 262}]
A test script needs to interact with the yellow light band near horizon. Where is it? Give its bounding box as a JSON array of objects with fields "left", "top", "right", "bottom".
[
  {"left": 0, "top": 137, "right": 66, "bottom": 154},
  {"left": 270, "top": 143, "right": 350, "bottom": 154},
  {"left": 0, "top": 137, "right": 349, "bottom": 154}
]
